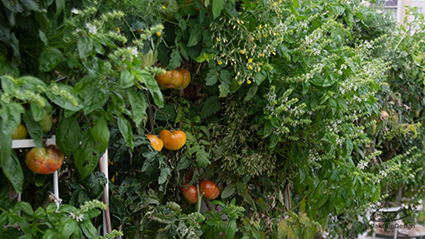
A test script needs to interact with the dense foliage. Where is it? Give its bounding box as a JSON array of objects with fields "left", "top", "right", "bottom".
[{"left": 1, "top": 0, "right": 425, "bottom": 238}]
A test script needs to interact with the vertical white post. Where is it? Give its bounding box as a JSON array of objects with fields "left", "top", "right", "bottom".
[
  {"left": 101, "top": 149, "right": 110, "bottom": 236},
  {"left": 397, "top": 0, "right": 402, "bottom": 23}
]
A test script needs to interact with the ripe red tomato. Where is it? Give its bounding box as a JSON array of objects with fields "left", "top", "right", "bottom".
[
  {"left": 159, "top": 129, "right": 186, "bottom": 150},
  {"left": 25, "top": 145, "right": 64, "bottom": 174},
  {"left": 181, "top": 183, "right": 198, "bottom": 204},
  {"left": 12, "top": 124, "right": 27, "bottom": 139},
  {"left": 146, "top": 135, "right": 164, "bottom": 151},
  {"left": 199, "top": 180, "right": 220, "bottom": 200},
  {"left": 155, "top": 69, "right": 183, "bottom": 89}
]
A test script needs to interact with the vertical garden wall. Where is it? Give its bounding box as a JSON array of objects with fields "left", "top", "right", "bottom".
[{"left": 1, "top": 0, "right": 425, "bottom": 238}]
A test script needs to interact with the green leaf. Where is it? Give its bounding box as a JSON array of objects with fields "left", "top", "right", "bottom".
[
  {"left": 205, "top": 69, "right": 218, "bottom": 86},
  {"left": 176, "top": 154, "right": 192, "bottom": 170},
  {"left": 39, "top": 30, "right": 48, "bottom": 46},
  {"left": 134, "top": 70, "right": 164, "bottom": 108},
  {"left": 90, "top": 117, "right": 109, "bottom": 152},
  {"left": 158, "top": 167, "right": 171, "bottom": 185},
  {"left": 23, "top": 110, "right": 43, "bottom": 148},
  {"left": 187, "top": 24, "right": 204, "bottom": 47},
  {"left": 293, "top": 0, "right": 300, "bottom": 8},
  {"left": 56, "top": 116, "right": 81, "bottom": 157},
  {"left": 220, "top": 70, "right": 230, "bottom": 84},
  {"left": 1, "top": 102, "right": 24, "bottom": 136},
  {"left": 59, "top": 218, "right": 77, "bottom": 239},
  {"left": 118, "top": 116, "right": 134, "bottom": 148},
  {"left": 74, "top": 131, "right": 100, "bottom": 179},
  {"left": 277, "top": 220, "right": 288, "bottom": 238},
  {"left": 168, "top": 47, "right": 182, "bottom": 69},
  {"left": 17, "top": 76, "right": 47, "bottom": 90},
  {"left": 120, "top": 70, "right": 135, "bottom": 88},
  {"left": 45, "top": 83, "right": 83, "bottom": 111},
  {"left": 0, "top": 75, "right": 18, "bottom": 94},
  {"left": 84, "top": 89, "right": 106, "bottom": 115},
  {"left": 254, "top": 70, "right": 267, "bottom": 85},
  {"left": 195, "top": 147, "right": 210, "bottom": 168},
  {"left": 219, "top": 82, "right": 230, "bottom": 97},
  {"left": 221, "top": 184, "right": 236, "bottom": 199},
  {"left": 155, "top": 102, "right": 176, "bottom": 121},
  {"left": 244, "top": 85, "right": 258, "bottom": 101},
  {"left": 78, "top": 36, "right": 93, "bottom": 59},
  {"left": 55, "top": 0, "right": 65, "bottom": 16},
  {"left": 226, "top": 218, "right": 237, "bottom": 239},
  {"left": 212, "top": 0, "right": 225, "bottom": 19},
  {"left": 201, "top": 96, "right": 221, "bottom": 119},
  {"left": 314, "top": 181, "right": 326, "bottom": 199},
  {"left": 39, "top": 48, "right": 66, "bottom": 72},
  {"left": 81, "top": 219, "right": 98, "bottom": 238},
  {"left": 127, "top": 88, "right": 147, "bottom": 127},
  {"left": 2, "top": 151, "right": 24, "bottom": 194}
]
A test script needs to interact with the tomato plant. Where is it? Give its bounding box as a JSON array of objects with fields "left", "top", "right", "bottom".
[
  {"left": 159, "top": 129, "right": 186, "bottom": 150},
  {"left": 25, "top": 145, "right": 64, "bottom": 174},
  {"left": 199, "top": 180, "right": 220, "bottom": 200},
  {"left": 146, "top": 135, "right": 164, "bottom": 151},
  {"left": 181, "top": 183, "right": 198, "bottom": 204}
]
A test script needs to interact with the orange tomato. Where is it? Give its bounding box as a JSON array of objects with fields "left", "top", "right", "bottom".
[
  {"left": 174, "top": 69, "right": 191, "bottom": 90},
  {"left": 155, "top": 70, "right": 184, "bottom": 89},
  {"left": 159, "top": 130, "right": 186, "bottom": 150},
  {"left": 25, "top": 145, "right": 64, "bottom": 174},
  {"left": 146, "top": 135, "right": 164, "bottom": 151}
]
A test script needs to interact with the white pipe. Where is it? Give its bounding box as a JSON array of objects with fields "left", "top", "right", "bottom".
[
  {"left": 102, "top": 149, "right": 109, "bottom": 236},
  {"left": 397, "top": 0, "right": 402, "bottom": 23}
]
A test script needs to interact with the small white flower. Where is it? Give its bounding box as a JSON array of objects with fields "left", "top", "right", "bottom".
[
  {"left": 76, "top": 214, "right": 85, "bottom": 222},
  {"left": 71, "top": 8, "right": 79, "bottom": 14},
  {"left": 377, "top": 10, "right": 382, "bottom": 14}
]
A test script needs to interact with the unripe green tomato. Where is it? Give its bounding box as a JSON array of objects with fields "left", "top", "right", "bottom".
[
  {"left": 39, "top": 111, "right": 53, "bottom": 133},
  {"left": 415, "top": 110, "right": 420, "bottom": 118},
  {"left": 12, "top": 124, "right": 27, "bottom": 139}
]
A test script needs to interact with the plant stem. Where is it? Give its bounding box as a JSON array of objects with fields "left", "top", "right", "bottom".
[
  {"left": 145, "top": 91, "right": 155, "bottom": 133},
  {"left": 196, "top": 183, "right": 203, "bottom": 214}
]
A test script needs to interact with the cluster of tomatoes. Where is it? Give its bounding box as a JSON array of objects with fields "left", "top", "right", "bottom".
[
  {"left": 146, "top": 129, "right": 187, "bottom": 151},
  {"left": 155, "top": 69, "right": 191, "bottom": 90},
  {"left": 181, "top": 180, "right": 220, "bottom": 204}
]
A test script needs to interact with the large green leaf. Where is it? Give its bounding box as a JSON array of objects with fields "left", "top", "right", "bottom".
[
  {"left": 119, "top": 70, "right": 135, "bottom": 88},
  {"left": 127, "top": 88, "right": 147, "bottom": 127},
  {"left": 74, "top": 131, "right": 100, "bottom": 179},
  {"left": 56, "top": 116, "right": 81, "bottom": 157},
  {"left": 200, "top": 96, "right": 221, "bottom": 119},
  {"left": 1, "top": 151, "right": 24, "bottom": 194},
  {"left": 212, "top": 0, "right": 225, "bottom": 19},
  {"left": 0, "top": 75, "right": 18, "bottom": 95},
  {"left": 39, "top": 48, "right": 66, "bottom": 72},
  {"left": 78, "top": 36, "right": 93, "bottom": 59},
  {"left": 45, "top": 83, "right": 83, "bottom": 111},
  {"left": 118, "top": 115, "right": 134, "bottom": 148},
  {"left": 90, "top": 117, "right": 109, "bottom": 152},
  {"left": 134, "top": 69, "right": 164, "bottom": 108},
  {"left": 83, "top": 89, "right": 106, "bottom": 115}
]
